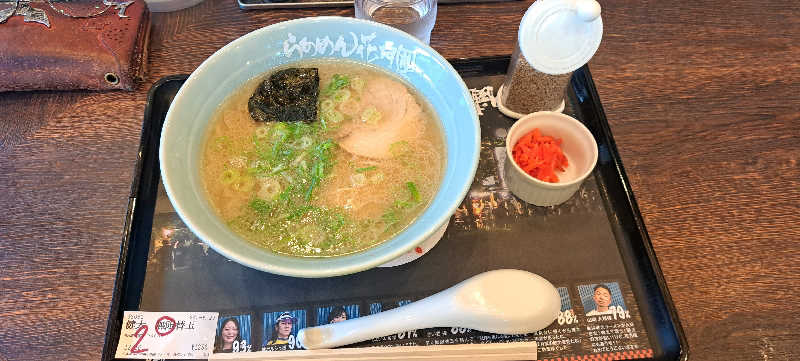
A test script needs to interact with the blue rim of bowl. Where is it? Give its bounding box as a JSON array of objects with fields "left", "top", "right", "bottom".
[{"left": 160, "top": 16, "right": 480, "bottom": 278}]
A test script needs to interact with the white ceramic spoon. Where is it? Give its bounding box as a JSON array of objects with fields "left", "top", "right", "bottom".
[{"left": 297, "top": 269, "right": 561, "bottom": 349}]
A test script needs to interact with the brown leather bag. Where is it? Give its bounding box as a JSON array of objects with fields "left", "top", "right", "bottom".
[{"left": 0, "top": 0, "right": 151, "bottom": 92}]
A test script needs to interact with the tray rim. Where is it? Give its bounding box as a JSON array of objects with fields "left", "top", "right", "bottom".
[
  {"left": 101, "top": 57, "right": 687, "bottom": 361},
  {"left": 569, "top": 63, "right": 689, "bottom": 361},
  {"left": 236, "top": 0, "right": 522, "bottom": 10}
]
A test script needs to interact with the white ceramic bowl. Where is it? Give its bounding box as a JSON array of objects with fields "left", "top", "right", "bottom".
[
  {"left": 504, "top": 111, "right": 598, "bottom": 206},
  {"left": 159, "top": 17, "right": 480, "bottom": 278}
]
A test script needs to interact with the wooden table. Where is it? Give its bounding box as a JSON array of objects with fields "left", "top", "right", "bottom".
[{"left": 1, "top": 0, "right": 798, "bottom": 359}]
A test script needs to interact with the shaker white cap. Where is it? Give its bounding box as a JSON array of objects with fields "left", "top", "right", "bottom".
[{"left": 518, "top": 0, "right": 603, "bottom": 75}]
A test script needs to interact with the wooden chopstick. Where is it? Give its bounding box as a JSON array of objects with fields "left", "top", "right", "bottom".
[{"left": 209, "top": 341, "right": 538, "bottom": 360}]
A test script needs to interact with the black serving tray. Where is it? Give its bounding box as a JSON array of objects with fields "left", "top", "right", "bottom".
[
  {"left": 237, "top": 0, "right": 521, "bottom": 10},
  {"left": 102, "top": 56, "right": 687, "bottom": 361}
]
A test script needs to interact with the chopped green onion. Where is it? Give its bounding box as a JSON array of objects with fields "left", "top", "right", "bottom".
[
  {"left": 220, "top": 169, "right": 238, "bottom": 184},
  {"left": 288, "top": 205, "right": 314, "bottom": 220},
  {"left": 406, "top": 182, "right": 420, "bottom": 203},
  {"left": 320, "top": 110, "right": 332, "bottom": 124},
  {"left": 249, "top": 198, "right": 273, "bottom": 215},
  {"left": 270, "top": 164, "right": 286, "bottom": 175},
  {"left": 325, "top": 213, "right": 346, "bottom": 234},
  {"left": 355, "top": 166, "right": 377, "bottom": 173},
  {"left": 338, "top": 99, "right": 359, "bottom": 115},
  {"left": 330, "top": 111, "right": 344, "bottom": 124},
  {"left": 333, "top": 89, "right": 351, "bottom": 103},
  {"left": 350, "top": 77, "right": 365, "bottom": 92},
  {"left": 321, "top": 109, "right": 344, "bottom": 124},
  {"left": 258, "top": 177, "right": 282, "bottom": 200},
  {"left": 315, "top": 162, "right": 325, "bottom": 178},
  {"left": 381, "top": 210, "right": 399, "bottom": 226},
  {"left": 361, "top": 106, "right": 381, "bottom": 125},
  {"left": 320, "top": 99, "right": 335, "bottom": 112},
  {"left": 233, "top": 176, "right": 255, "bottom": 192},
  {"left": 324, "top": 74, "right": 350, "bottom": 96},
  {"left": 291, "top": 152, "right": 306, "bottom": 166},
  {"left": 390, "top": 141, "right": 410, "bottom": 155},
  {"left": 305, "top": 175, "right": 318, "bottom": 202},
  {"left": 297, "top": 136, "right": 313, "bottom": 149},
  {"left": 271, "top": 122, "right": 289, "bottom": 140}
]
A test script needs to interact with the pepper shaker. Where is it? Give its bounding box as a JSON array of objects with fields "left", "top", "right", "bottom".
[{"left": 497, "top": 0, "right": 603, "bottom": 119}]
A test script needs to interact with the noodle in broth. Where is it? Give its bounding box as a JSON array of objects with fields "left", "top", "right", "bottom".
[{"left": 201, "top": 60, "right": 445, "bottom": 257}]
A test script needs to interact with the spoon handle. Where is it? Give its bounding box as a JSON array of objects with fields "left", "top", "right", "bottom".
[{"left": 297, "top": 293, "right": 453, "bottom": 349}]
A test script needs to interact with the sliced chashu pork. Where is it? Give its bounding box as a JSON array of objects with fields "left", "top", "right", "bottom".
[{"left": 339, "top": 77, "right": 422, "bottom": 159}]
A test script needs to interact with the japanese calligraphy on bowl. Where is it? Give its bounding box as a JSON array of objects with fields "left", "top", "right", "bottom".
[{"left": 283, "top": 32, "right": 425, "bottom": 75}]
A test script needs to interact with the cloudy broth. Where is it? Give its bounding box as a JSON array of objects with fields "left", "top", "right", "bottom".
[{"left": 201, "top": 60, "right": 445, "bottom": 257}]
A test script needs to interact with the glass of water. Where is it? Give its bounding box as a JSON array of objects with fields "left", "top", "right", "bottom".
[{"left": 355, "top": 0, "right": 438, "bottom": 44}]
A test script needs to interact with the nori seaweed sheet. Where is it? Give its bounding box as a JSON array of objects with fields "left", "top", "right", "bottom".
[{"left": 248, "top": 68, "right": 319, "bottom": 123}]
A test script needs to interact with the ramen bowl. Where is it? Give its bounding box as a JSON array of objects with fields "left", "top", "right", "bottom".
[{"left": 160, "top": 17, "right": 480, "bottom": 278}]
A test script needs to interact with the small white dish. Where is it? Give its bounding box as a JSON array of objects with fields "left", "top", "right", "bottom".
[{"left": 504, "top": 111, "right": 598, "bottom": 206}]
